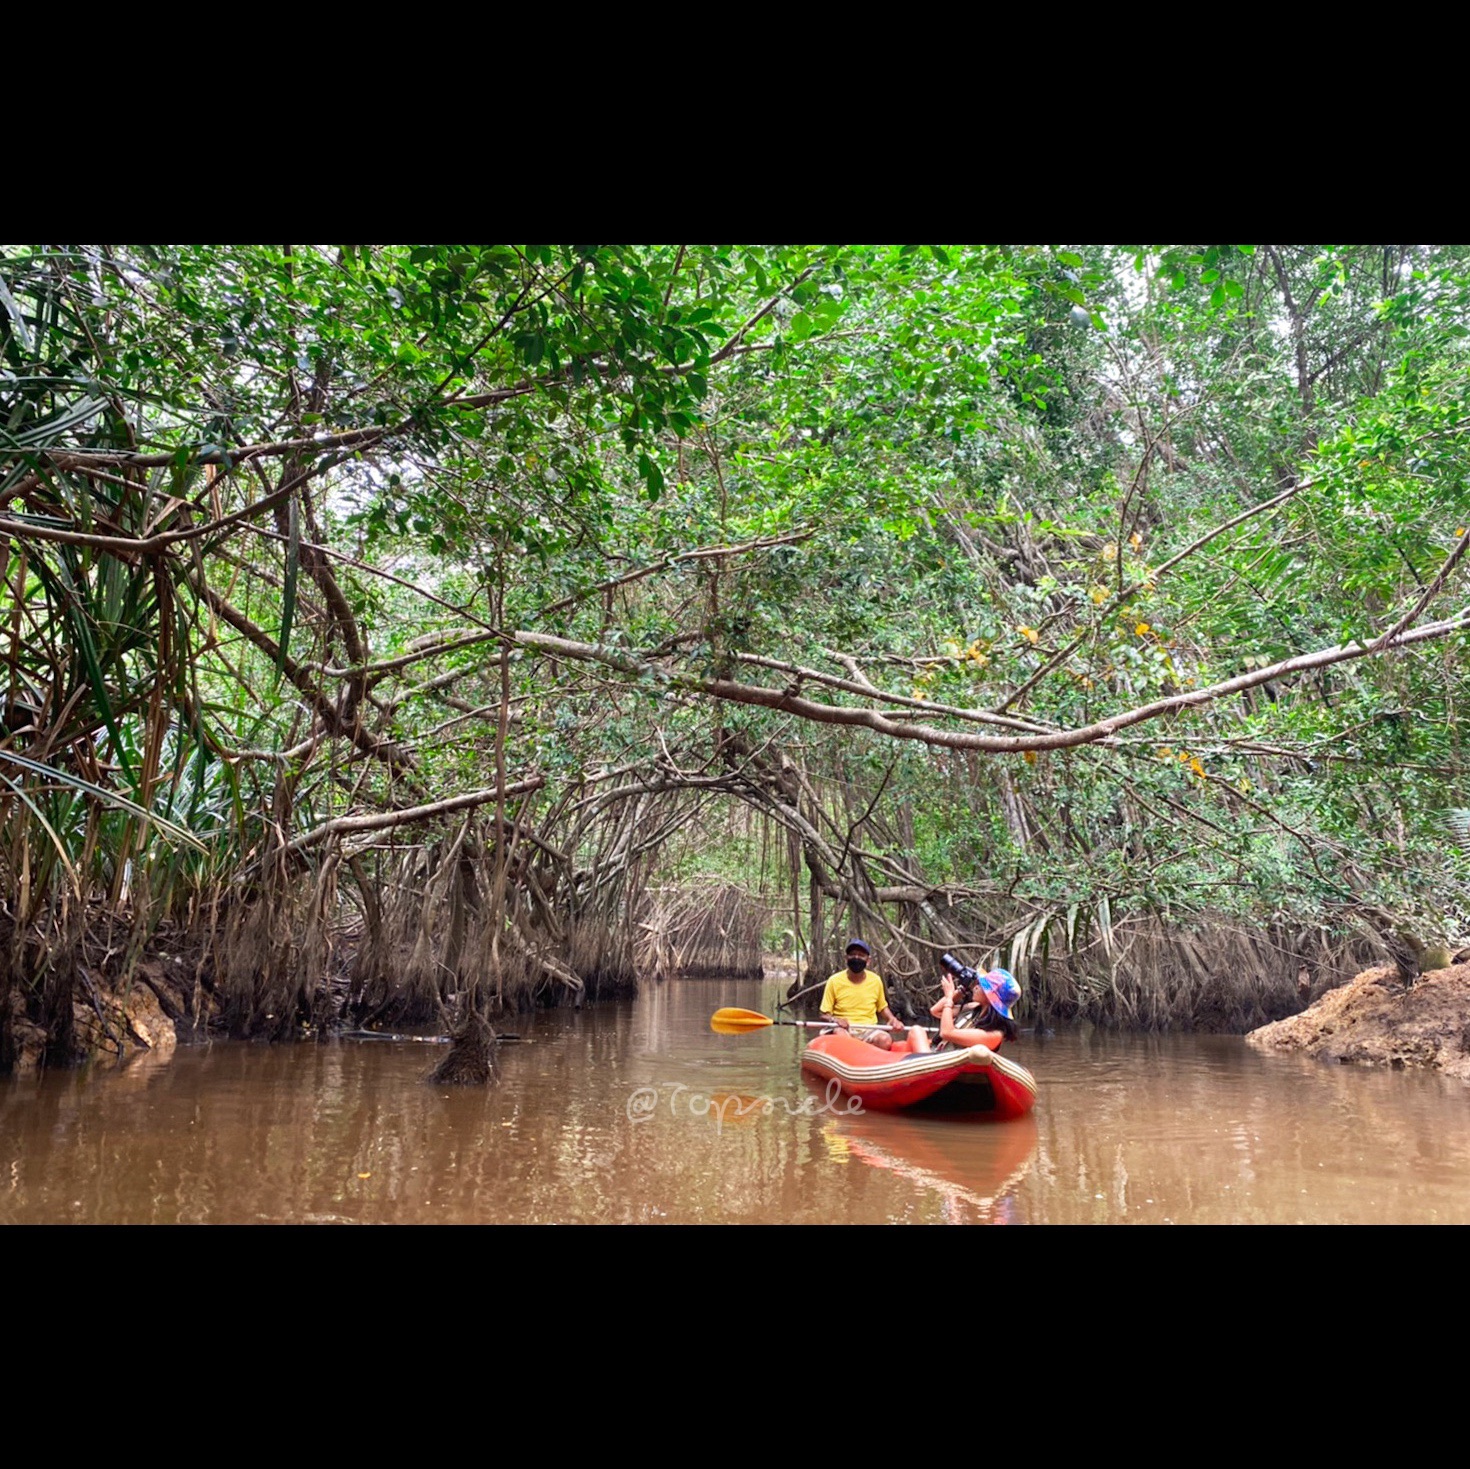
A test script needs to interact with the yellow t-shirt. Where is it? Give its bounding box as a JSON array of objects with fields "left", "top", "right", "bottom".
[{"left": 820, "top": 970, "right": 888, "bottom": 1026}]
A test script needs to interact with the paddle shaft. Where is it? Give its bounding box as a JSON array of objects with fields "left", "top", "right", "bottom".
[
  {"left": 710, "top": 1005, "right": 941, "bottom": 1036},
  {"left": 780, "top": 1018, "right": 939, "bottom": 1035}
]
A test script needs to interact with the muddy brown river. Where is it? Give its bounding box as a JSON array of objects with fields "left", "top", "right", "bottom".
[{"left": 3, "top": 975, "right": 1468, "bottom": 1224}]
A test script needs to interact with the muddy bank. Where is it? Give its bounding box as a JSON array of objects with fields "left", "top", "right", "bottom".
[
  {"left": 6, "top": 939, "right": 769, "bottom": 1075},
  {"left": 5, "top": 954, "right": 211, "bottom": 1074},
  {"left": 1247, "top": 960, "right": 1470, "bottom": 1083}
]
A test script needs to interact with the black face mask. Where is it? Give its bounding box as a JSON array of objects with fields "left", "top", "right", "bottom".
[{"left": 847, "top": 956, "right": 867, "bottom": 973}]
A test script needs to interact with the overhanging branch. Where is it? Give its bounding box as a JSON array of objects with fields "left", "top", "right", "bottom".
[{"left": 512, "top": 611, "right": 1470, "bottom": 754}]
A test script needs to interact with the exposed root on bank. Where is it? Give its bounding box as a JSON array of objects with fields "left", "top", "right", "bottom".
[{"left": 635, "top": 881, "right": 768, "bottom": 981}]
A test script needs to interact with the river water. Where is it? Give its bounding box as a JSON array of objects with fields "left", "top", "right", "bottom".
[{"left": 3, "top": 975, "right": 1468, "bottom": 1224}]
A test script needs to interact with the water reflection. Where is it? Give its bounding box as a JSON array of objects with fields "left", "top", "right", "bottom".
[
  {"left": 2, "top": 978, "right": 1468, "bottom": 1223},
  {"left": 827, "top": 1109, "right": 1039, "bottom": 1225}
]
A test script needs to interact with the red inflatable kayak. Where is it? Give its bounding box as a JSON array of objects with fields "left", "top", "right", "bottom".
[{"left": 800, "top": 1031, "right": 1038, "bottom": 1120}]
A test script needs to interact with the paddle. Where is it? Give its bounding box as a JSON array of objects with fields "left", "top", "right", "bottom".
[{"left": 710, "top": 1007, "right": 937, "bottom": 1037}]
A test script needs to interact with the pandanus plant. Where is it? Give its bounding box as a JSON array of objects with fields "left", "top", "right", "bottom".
[{"left": 0, "top": 248, "right": 222, "bottom": 1064}]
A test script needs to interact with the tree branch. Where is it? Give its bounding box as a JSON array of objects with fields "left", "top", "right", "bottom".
[{"left": 512, "top": 609, "right": 1470, "bottom": 755}]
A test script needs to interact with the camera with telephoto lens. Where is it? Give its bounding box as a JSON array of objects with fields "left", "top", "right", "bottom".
[{"left": 940, "top": 952, "right": 980, "bottom": 1003}]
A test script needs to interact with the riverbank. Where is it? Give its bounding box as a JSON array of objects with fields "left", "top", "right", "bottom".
[
  {"left": 1246, "top": 959, "right": 1470, "bottom": 1083},
  {"left": 16, "top": 945, "right": 1470, "bottom": 1086}
]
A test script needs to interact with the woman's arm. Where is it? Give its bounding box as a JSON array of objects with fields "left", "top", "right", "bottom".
[
  {"left": 937, "top": 999, "right": 1002, "bottom": 1050},
  {"left": 930, "top": 972, "right": 958, "bottom": 1018}
]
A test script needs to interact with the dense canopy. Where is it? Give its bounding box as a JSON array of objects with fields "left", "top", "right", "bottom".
[{"left": 3, "top": 243, "right": 1467, "bottom": 1069}]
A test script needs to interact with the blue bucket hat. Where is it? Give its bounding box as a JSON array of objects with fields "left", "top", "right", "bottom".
[{"left": 979, "top": 968, "right": 1021, "bottom": 1018}]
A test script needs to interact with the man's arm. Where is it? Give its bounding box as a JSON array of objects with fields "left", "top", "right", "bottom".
[{"left": 875, "top": 977, "right": 902, "bottom": 1029}]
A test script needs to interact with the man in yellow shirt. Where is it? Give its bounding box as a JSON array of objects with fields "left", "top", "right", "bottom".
[{"left": 819, "top": 938, "right": 910, "bottom": 1051}]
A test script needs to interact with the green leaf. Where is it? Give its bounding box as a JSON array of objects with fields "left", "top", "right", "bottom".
[
  {"left": 44, "top": 559, "right": 136, "bottom": 791},
  {"left": 638, "top": 452, "right": 663, "bottom": 500},
  {"left": 0, "top": 751, "right": 207, "bottom": 852}
]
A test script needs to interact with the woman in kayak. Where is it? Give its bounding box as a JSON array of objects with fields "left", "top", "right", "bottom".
[{"left": 908, "top": 966, "right": 1021, "bottom": 1054}]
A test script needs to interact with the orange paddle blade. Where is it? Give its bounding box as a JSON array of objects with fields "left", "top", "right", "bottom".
[{"left": 710, "top": 1007, "right": 775, "bottom": 1033}]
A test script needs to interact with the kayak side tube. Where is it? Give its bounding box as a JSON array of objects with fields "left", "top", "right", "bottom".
[{"left": 800, "top": 1032, "right": 1038, "bottom": 1120}]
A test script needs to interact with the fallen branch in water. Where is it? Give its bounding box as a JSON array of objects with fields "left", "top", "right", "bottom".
[{"left": 337, "top": 1030, "right": 523, "bottom": 1043}]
